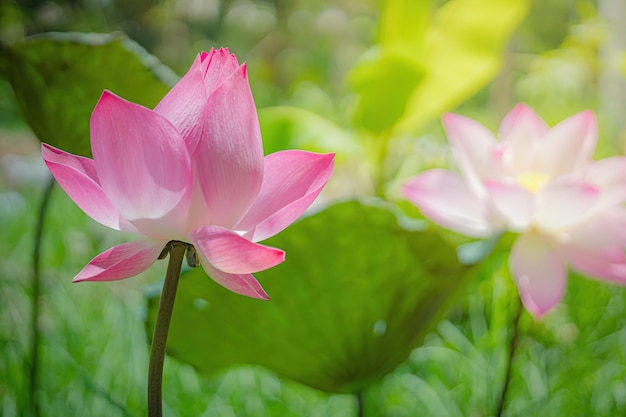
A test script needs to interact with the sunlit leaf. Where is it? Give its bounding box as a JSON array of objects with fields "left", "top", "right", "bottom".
[
  {"left": 146, "top": 200, "right": 475, "bottom": 393},
  {"left": 258, "top": 106, "right": 358, "bottom": 157},
  {"left": 349, "top": 0, "right": 528, "bottom": 134},
  {"left": 349, "top": 53, "right": 424, "bottom": 133},
  {"left": 380, "top": 0, "right": 431, "bottom": 55},
  {"left": 397, "top": 0, "right": 528, "bottom": 133},
  {"left": 0, "top": 31, "right": 177, "bottom": 157}
]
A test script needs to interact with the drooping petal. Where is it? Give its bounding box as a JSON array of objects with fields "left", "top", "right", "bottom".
[
  {"left": 563, "top": 244, "right": 626, "bottom": 284},
  {"left": 534, "top": 178, "right": 599, "bottom": 231},
  {"left": 498, "top": 103, "right": 548, "bottom": 174},
  {"left": 196, "top": 253, "right": 270, "bottom": 300},
  {"left": 485, "top": 180, "right": 534, "bottom": 231},
  {"left": 73, "top": 240, "right": 163, "bottom": 282},
  {"left": 190, "top": 226, "right": 284, "bottom": 274},
  {"left": 90, "top": 91, "right": 192, "bottom": 239},
  {"left": 42, "top": 144, "right": 137, "bottom": 232},
  {"left": 195, "top": 64, "right": 264, "bottom": 229},
  {"left": 154, "top": 54, "right": 207, "bottom": 152},
  {"left": 201, "top": 48, "right": 241, "bottom": 96},
  {"left": 236, "top": 151, "right": 335, "bottom": 242},
  {"left": 442, "top": 113, "right": 499, "bottom": 194},
  {"left": 534, "top": 110, "right": 597, "bottom": 177},
  {"left": 402, "top": 169, "right": 498, "bottom": 238},
  {"left": 509, "top": 232, "right": 567, "bottom": 318}
]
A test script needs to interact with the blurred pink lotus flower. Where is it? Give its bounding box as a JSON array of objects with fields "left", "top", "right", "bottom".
[
  {"left": 42, "top": 48, "right": 334, "bottom": 299},
  {"left": 403, "top": 104, "right": 626, "bottom": 318}
]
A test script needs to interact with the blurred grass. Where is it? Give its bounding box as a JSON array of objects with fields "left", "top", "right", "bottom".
[
  {"left": 0, "top": 132, "right": 359, "bottom": 416},
  {"left": 1, "top": 133, "right": 626, "bottom": 416}
]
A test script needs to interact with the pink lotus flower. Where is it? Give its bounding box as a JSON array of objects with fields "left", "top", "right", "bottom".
[
  {"left": 402, "top": 104, "right": 626, "bottom": 318},
  {"left": 42, "top": 48, "right": 334, "bottom": 299}
]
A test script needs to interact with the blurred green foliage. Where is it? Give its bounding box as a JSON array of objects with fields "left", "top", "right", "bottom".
[
  {"left": 349, "top": 0, "right": 528, "bottom": 134},
  {"left": 2, "top": 0, "right": 626, "bottom": 416},
  {"left": 0, "top": 32, "right": 176, "bottom": 157}
]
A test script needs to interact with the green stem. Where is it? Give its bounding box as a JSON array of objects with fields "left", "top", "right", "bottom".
[
  {"left": 30, "top": 175, "right": 55, "bottom": 417},
  {"left": 356, "top": 391, "right": 364, "bottom": 417},
  {"left": 495, "top": 298, "right": 523, "bottom": 417},
  {"left": 148, "top": 241, "right": 188, "bottom": 417},
  {"left": 372, "top": 130, "right": 392, "bottom": 198}
]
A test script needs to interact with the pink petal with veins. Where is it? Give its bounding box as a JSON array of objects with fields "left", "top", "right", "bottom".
[
  {"left": 90, "top": 91, "right": 192, "bottom": 239},
  {"left": 190, "top": 226, "right": 284, "bottom": 274},
  {"left": 196, "top": 253, "right": 270, "bottom": 300},
  {"left": 73, "top": 240, "right": 163, "bottom": 282},
  {"left": 195, "top": 64, "right": 264, "bottom": 229},
  {"left": 237, "top": 150, "right": 335, "bottom": 242},
  {"left": 201, "top": 48, "right": 241, "bottom": 95},
  {"left": 154, "top": 54, "right": 207, "bottom": 152},
  {"left": 42, "top": 144, "right": 137, "bottom": 233}
]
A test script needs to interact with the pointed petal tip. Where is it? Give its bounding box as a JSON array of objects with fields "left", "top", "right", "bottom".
[
  {"left": 508, "top": 102, "right": 533, "bottom": 115},
  {"left": 441, "top": 112, "right": 461, "bottom": 125},
  {"left": 255, "top": 288, "right": 271, "bottom": 301},
  {"left": 41, "top": 142, "right": 58, "bottom": 158},
  {"left": 522, "top": 301, "right": 550, "bottom": 320},
  {"left": 564, "top": 108, "right": 596, "bottom": 127},
  {"left": 191, "top": 226, "right": 285, "bottom": 274},
  {"left": 98, "top": 89, "right": 117, "bottom": 103},
  {"left": 518, "top": 289, "right": 557, "bottom": 319},
  {"left": 92, "top": 90, "right": 127, "bottom": 118}
]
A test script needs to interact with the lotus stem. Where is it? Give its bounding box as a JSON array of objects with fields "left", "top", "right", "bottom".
[{"left": 148, "top": 240, "right": 187, "bottom": 417}]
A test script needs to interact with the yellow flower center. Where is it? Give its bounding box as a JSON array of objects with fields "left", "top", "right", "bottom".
[{"left": 518, "top": 172, "right": 549, "bottom": 193}]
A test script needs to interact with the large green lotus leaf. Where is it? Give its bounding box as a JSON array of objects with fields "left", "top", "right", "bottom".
[
  {"left": 0, "top": 32, "right": 177, "bottom": 157},
  {"left": 258, "top": 106, "right": 359, "bottom": 157},
  {"left": 146, "top": 200, "right": 476, "bottom": 394}
]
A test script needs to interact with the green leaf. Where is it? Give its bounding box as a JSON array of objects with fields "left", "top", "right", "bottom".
[
  {"left": 348, "top": 52, "right": 425, "bottom": 133},
  {"left": 0, "top": 31, "right": 177, "bottom": 157},
  {"left": 146, "top": 200, "right": 475, "bottom": 394},
  {"left": 380, "top": 0, "right": 431, "bottom": 57},
  {"left": 349, "top": 0, "right": 528, "bottom": 134},
  {"left": 258, "top": 106, "right": 358, "bottom": 156},
  {"left": 396, "top": 0, "right": 528, "bottom": 133}
]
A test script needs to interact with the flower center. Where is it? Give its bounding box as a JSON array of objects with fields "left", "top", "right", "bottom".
[{"left": 518, "top": 172, "right": 549, "bottom": 193}]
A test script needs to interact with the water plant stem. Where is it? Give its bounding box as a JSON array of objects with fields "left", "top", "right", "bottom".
[
  {"left": 495, "top": 299, "right": 523, "bottom": 417},
  {"left": 30, "top": 176, "right": 55, "bottom": 417},
  {"left": 148, "top": 241, "right": 187, "bottom": 417},
  {"left": 356, "top": 391, "right": 364, "bottom": 417}
]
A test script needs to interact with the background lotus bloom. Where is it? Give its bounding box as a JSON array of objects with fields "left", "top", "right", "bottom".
[
  {"left": 42, "top": 48, "right": 335, "bottom": 299},
  {"left": 402, "top": 104, "right": 626, "bottom": 318}
]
